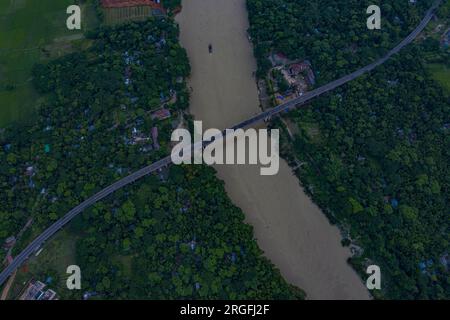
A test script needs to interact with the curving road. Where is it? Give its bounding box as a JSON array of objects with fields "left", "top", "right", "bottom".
[{"left": 0, "top": 0, "right": 441, "bottom": 287}]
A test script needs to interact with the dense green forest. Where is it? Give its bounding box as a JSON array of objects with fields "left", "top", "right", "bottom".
[
  {"left": 71, "top": 165, "right": 303, "bottom": 299},
  {"left": 0, "top": 18, "right": 303, "bottom": 299},
  {"left": 247, "top": 0, "right": 449, "bottom": 299},
  {"left": 248, "top": 0, "right": 436, "bottom": 80},
  {"left": 1, "top": 19, "right": 190, "bottom": 242}
]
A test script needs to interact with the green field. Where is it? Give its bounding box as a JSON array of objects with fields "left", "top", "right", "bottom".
[
  {"left": 428, "top": 63, "right": 450, "bottom": 93},
  {"left": 0, "top": 0, "right": 99, "bottom": 127},
  {"left": 7, "top": 229, "right": 80, "bottom": 300}
]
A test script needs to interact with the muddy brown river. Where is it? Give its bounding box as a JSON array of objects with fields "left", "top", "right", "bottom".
[{"left": 176, "top": 0, "right": 370, "bottom": 299}]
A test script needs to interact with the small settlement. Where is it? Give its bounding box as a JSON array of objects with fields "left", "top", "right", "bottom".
[
  {"left": 260, "top": 52, "right": 316, "bottom": 109},
  {"left": 19, "top": 280, "right": 58, "bottom": 300}
]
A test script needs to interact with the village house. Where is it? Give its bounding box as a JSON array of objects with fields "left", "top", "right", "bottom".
[
  {"left": 286, "top": 60, "right": 316, "bottom": 86},
  {"left": 25, "top": 166, "right": 35, "bottom": 176},
  {"left": 129, "top": 127, "right": 151, "bottom": 145},
  {"left": 151, "top": 107, "right": 171, "bottom": 121},
  {"left": 20, "top": 280, "right": 57, "bottom": 300}
]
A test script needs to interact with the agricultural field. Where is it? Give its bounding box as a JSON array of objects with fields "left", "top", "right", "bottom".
[
  {"left": 5, "top": 228, "right": 80, "bottom": 300},
  {"left": 0, "top": 0, "right": 99, "bottom": 127},
  {"left": 104, "top": 5, "right": 154, "bottom": 25}
]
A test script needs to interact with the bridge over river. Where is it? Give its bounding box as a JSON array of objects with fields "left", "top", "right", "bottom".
[{"left": 0, "top": 0, "right": 441, "bottom": 287}]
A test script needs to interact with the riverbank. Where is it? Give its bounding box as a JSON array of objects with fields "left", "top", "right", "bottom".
[{"left": 176, "top": 0, "right": 370, "bottom": 299}]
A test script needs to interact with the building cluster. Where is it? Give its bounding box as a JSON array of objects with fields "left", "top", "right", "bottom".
[
  {"left": 20, "top": 280, "right": 57, "bottom": 300},
  {"left": 282, "top": 60, "right": 316, "bottom": 88},
  {"left": 23, "top": 164, "right": 37, "bottom": 189},
  {"left": 123, "top": 51, "right": 141, "bottom": 87},
  {"left": 120, "top": 35, "right": 179, "bottom": 154},
  {"left": 268, "top": 52, "right": 316, "bottom": 105},
  {"left": 125, "top": 126, "right": 161, "bottom": 153}
]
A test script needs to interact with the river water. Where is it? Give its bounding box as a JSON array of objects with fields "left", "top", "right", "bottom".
[{"left": 176, "top": 0, "right": 370, "bottom": 299}]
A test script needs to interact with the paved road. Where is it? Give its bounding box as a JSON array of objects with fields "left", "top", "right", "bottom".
[{"left": 0, "top": 0, "right": 440, "bottom": 287}]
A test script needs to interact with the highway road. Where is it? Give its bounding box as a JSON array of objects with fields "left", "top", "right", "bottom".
[{"left": 0, "top": 0, "right": 441, "bottom": 287}]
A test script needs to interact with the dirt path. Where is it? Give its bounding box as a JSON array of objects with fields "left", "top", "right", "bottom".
[
  {"left": 0, "top": 269, "right": 16, "bottom": 300},
  {"left": 176, "top": 0, "right": 370, "bottom": 299}
]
